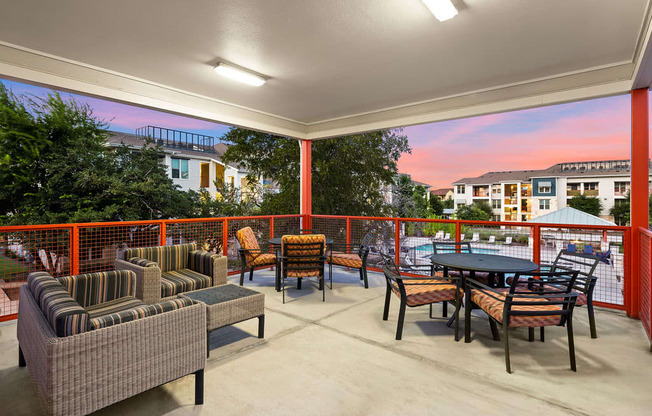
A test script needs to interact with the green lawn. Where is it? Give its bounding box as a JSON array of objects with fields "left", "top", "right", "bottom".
[{"left": 0, "top": 254, "right": 28, "bottom": 279}]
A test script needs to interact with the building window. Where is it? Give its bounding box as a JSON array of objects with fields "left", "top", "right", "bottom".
[
  {"left": 539, "top": 199, "right": 550, "bottom": 210},
  {"left": 584, "top": 182, "right": 598, "bottom": 191},
  {"left": 491, "top": 185, "right": 501, "bottom": 194},
  {"left": 538, "top": 182, "right": 552, "bottom": 193},
  {"left": 492, "top": 199, "right": 501, "bottom": 209},
  {"left": 567, "top": 183, "right": 580, "bottom": 191},
  {"left": 615, "top": 181, "right": 630, "bottom": 194},
  {"left": 171, "top": 158, "right": 189, "bottom": 179},
  {"left": 456, "top": 185, "right": 465, "bottom": 194}
]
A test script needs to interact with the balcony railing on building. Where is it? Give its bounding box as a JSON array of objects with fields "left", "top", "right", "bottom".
[{"left": 136, "top": 125, "right": 219, "bottom": 154}]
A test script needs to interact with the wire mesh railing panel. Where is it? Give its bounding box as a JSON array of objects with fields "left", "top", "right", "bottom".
[
  {"left": 0, "top": 227, "right": 71, "bottom": 318},
  {"left": 78, "top": 223, "right": 161, "bottom": 274},
  {"left": 540, "top": 226, "right": 626, "bottom": 306},
  {"left": 640, "top": 230, "right": 651, "bottom": 340},
  {"left": 311, "top": 217, "right": 347, "bottom": 247},
  {"left": 227, "top": 218, "right": 272, "bottom": 273},
  {"left": 166, "top": 220, "right": 223, "bottom": 253},
  {"left": 352, "top": 219, "right": 396, "bottom": 270},
  {"left": 459, "top": 223, "right": 534, "bottom": 261},
  {"left": 273, "top": 216, "right": 302, "bottom": 238}
]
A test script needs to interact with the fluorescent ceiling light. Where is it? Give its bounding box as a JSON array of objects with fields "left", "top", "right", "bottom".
[
  {"left": 422, "top": 0, "right": 458, "bottom": 22},
  {"left": 213, "top": 63, "right": 266, "bottom": 86}
]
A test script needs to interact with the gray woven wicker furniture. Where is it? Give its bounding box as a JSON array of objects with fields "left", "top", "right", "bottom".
[
  {"left": 115, "top": 242, "right": 228, "bottom": 304},
  {"left": 17, "top": 270, "right": 206, "bottom": 416},
  {"left": 180, "top": 284, "right": 265, "bottom": 357}
]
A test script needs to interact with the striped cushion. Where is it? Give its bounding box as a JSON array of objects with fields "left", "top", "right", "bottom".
[
  {"left": 57, "top": 270, "right": 136, "bottom": 308},
  {"left": 282, "top": 234, "right": 325, "bottom": 278},
  {"left": 189, "top": 250, "right": 221, "bottom": 279},
  {"left": 329, "top": 253, "right": 362, "bottom": 268},
  {"left": 250, "top": 253, "right": 277, "bottom": 267},
  {"left": 127, "top": 257, "right": 158, "bottom": 268},
  {"left": 85, "top": 296, "right": 145, "bottom": 318},
  {"left": 236, "top": 227, "right": 262, "bottom": 263},
  {"left": 27, "top": 272, "right": 89, "bottom": 337},
  {"left": 392, "top": 279, "right": 458, "bottom": 307},
  {"left": 90, "top": 297, "right": 194, "bottom": 330},
  {"left": 123, "top": 243, "right": 197, "bottom": 272},
  {"left": 161, "top": 268, "right": 212, "bottom": 297},
  {"left": 471, "top": 289, "right": 563, "bottom": 327}
]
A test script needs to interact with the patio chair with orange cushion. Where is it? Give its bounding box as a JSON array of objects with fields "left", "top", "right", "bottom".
[
  {"left": 380, "top": 253, "right": 462, "bottom": 341},
  {"left": 328, "top": 233, "right": 373, "bottom": 288},
  {"left": 278, "top": 234, "right": 328, "bottom": 303},
  {"left": 465, "top": 270, "right": 579, "bottom": 373},
  {"left": 236, "top": 226, "right": 278, "bottom": 288}
]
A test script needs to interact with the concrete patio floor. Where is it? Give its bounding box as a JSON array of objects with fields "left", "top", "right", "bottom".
[{"left": 1, "top": 268, "right": 651, "bottom": 416}]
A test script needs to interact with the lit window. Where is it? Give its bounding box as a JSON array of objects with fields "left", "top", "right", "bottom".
[
  {"left": 456, "top": 185, "right": 465, "bottom": 193},
  {"left": 492, "top": 199, "right": 501, "bottom": 209},
  {"left": 538, "top": 182, "right": 552, "bottom": 193},
  {"left": 539, "top": 199, "right": 550, "bottom": 210}
]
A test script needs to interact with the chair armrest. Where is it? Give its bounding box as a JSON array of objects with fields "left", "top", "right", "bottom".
[
  {"left": 126, "top": 256, "right": 159, "bottom": 268},
  {"left": 189, "top": 250, "right": 228, "bottom": 286},
  {"left": 114, "top": 259, "right": 161, "bottom": 304}
]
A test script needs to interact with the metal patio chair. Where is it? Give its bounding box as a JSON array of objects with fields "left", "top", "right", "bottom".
[
  {"left": 465, "top": 270, "right": 579, "bottom": 373},
  {"left": 328, "top": 232, "right": 373, "bottom": 288},
  {"left": 236, "top": 226, "right": 278, "bottom": 288},
  {"left": 380, "top": 253, "right": 462, "bottom": 341},
  {"left": 278, "top": 234, "right": 328, "bottom": 303}
]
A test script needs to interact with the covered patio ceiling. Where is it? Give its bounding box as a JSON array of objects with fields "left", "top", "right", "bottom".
[{"left": 1, "top": 0, "right": 652, "bottom": 139}]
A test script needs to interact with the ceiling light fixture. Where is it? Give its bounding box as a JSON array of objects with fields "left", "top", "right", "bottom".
[
  {"left": 213, "top": 63, "right": 266, "bottom": 87},
  {"left": 422, "top": 0, "right": 458, "bottom": 22}
]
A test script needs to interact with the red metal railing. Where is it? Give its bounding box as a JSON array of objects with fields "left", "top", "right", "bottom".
[
  {"left": 639, "top": 227, "right": 652, "bottom": 343},
  {"left": 0, "top": 213, "right": 631, "bottom": 321},
  {"left": 312, "top": 215, "right": 630, "bottom": 312}
]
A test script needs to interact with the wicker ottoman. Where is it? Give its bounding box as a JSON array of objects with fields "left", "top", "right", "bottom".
[{"left": 180, "top": 284, "right": 265, "bottom": 357}]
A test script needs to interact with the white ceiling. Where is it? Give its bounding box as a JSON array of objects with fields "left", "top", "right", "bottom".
[{"left": 0, "top": 0, "right": 650, "bottom": 139}]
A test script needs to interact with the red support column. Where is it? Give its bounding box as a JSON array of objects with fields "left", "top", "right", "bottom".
[
  {"left": 300, "top": 140, "right": 312, "bottom": 227},
  {"left": 159, "top": 221, "right": 167, "bottom": 246},
  {"left": 630, "top": 88, "right": 649, "bottom": 318}
]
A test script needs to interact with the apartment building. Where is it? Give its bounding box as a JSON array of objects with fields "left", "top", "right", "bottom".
[
  {"left": 452, "top": 160, "right": 642, "bottom": 222},
  {"left": 107, "top": 126, "right": 257, "bottom": 199}
]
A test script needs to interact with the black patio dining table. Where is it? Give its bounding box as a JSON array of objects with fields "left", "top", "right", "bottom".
[{"left": 428, "top": 253, "right": 538, "bottom": 340}]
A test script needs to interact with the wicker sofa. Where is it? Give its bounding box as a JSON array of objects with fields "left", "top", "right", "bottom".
[
  {"left": 17, "top": 270, "right": 206, "bottom": 416},
  {"left": 115, "top": 243, "right": 228, "bottom": 304}
]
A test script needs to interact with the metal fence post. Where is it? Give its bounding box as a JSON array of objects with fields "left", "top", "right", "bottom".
[
  {"left": 222, "top": 219, "right": 228, "bottom": 256},
  {"left": 532, "top": 225, "right": 541, "bottom": 265},
  {"left": 160, "top": 221, "right": 167, "bottom": 246},
  {"left": 71, "top": 225, "right": 79, "bottom": 275},
  {"left": 395, "top": 219, "right": 401, "bottom": 266}
]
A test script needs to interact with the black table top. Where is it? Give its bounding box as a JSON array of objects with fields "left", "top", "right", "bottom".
[
  {"left": 182, "top": 284, "right": 261, "bottom": 305},
  {"left": 269, "top": 237, "right": 333, "bottom": 245},
  {"left": 428, "top": 253, "right": 537, "bottom": 273}
]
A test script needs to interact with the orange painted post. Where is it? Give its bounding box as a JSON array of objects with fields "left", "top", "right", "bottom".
[
  {"left": 71, "top": 225, "right": 79, "bottom": 275},
  {"left": 625, "top": 227, "right": 632, "bottom": 315},
  {"left": 300, "top": 140, "right": 312, "bottom": 229},
  {"left": 532, "top": 225, "right": 541, "bottom": 265},
  {"left": 455, "top": 221, "right": 461, "bottom": 252},
  {"left": 395, "top": 219, "right": 401, "bottom": 266},
  {"left": 346, "top": 217, "right": 351, "bottom": 253},
  {"left": 159, "top": 221, "right": 167, "bottom": 246},
  {"left": 222, "top": 219, "right": 229, "bottom": 256},
  {"left": 270, "top": 217, "right": 275, "bottom": 239},
  {"left": 630, "top": 88, "right": 649, "bottom": 318}
]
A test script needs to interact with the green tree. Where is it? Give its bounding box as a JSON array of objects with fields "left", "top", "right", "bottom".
[
  {"left": 455, "top": 201, "right": 492, "bottom": 221},
  {"left": 429, "top": 195, "right": 444, "bottom": 216},
  {"left": 393, "top": 174, "right": 416, "bottom": 218},
  {"left": 442, "top": 198, "right": 454, "bottom": 209},
  {"left": 0, "top": 84, "right": 196, "bottom": 224},
  {"left": 608, "top": 192, "right": 652, "bottom": 226},
  {"left": 568, "top": 194, "right": 603, "bottom": 217},
  {"left": 221, "top": 127, "right": 411, "bottom": 216}
]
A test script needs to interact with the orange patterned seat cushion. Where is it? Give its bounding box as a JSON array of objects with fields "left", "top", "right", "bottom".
[
  {"left": 392, "top": 279, "right": 459, "bottom": 307},
  {"left": 503, "top": 280, "right": 587, "bottom": 307},
  {"left": 236, "top": 227, "right": 261, "bottom": 264},
  {"left": 250, "top": 253, "right": 277, "bottom": 267},
  {"left": 282, "top": 234, "right": 325, "bottom": 279},
  {"left": 471, "top": 289, "right": 563, "bottom": 327},
  {"left": 329, "top": 252, "right": 362, "bottom": 268}
]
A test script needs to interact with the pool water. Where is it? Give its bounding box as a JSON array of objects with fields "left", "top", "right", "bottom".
[{"left": 412, "top": 244, "right": 500, "bottom": 255}]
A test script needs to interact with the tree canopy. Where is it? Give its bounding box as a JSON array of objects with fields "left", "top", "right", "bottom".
[
  {"left": 0, "top": 84, "right": 196, "bottom": 225},
  {"left": 455, "top": 201, "right": 492, "bottom": 221},
  {"left": 221, "top": 127, "right": 411, "bottom": 216},
  {"left": 568, "top": 194, "right": 603, "bottom": 218}
]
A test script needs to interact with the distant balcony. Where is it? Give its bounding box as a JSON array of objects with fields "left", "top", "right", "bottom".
[
  {"left": 473, "top": 191, "right": 490, "bottom": 198},
  {"left": 584, "top": 190, "right": 599, "bottom": 196},
  {"left": 615, "top": 190, "right": 629, "bottom": 197},
  {"left": 567, "top": 189, "right": 581, "bottom": 196}
]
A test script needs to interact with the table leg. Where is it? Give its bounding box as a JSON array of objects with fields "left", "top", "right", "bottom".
[
  {"left": 498, "top": 272, "right": 506, "bottom": 288},
  {"left": 464, "top": 271, "right": 472, "bottom": 343}
]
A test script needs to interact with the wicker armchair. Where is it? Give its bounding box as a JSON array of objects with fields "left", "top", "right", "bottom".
[
  {"left": 278, "top": 234, "right": 328, "bottom": 303},
  {"left": 328, "top": 232, "right": 372, "bottom": 288},
  {"left": 235, "top": 226, "right": 278, "bottom": 288},
  {"left": 17, "top": 270, "right": 206, "bottom": 416},
  {"left": 380, "top": 253, "right": 462, "bottom": 341},
  {"left": 115, "top": 242, "right": 227, "bottom": 304},
  {"left": 465, "top": 270, "right": 579, "bottom": 373}
]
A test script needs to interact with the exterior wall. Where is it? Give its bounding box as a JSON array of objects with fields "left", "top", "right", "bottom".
[{"left": 532, "top": 177, "right": 556, "bottom": 197}]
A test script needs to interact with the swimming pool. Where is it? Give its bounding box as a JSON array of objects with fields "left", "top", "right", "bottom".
[{"left": 412, "top": 244, "right": 500, "bottom": 255}]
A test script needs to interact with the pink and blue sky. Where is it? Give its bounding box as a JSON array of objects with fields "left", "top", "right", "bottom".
[{"left": 1, "top": 78, "right": 634, "bottom": 188}]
